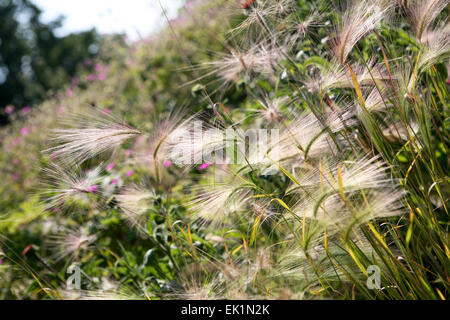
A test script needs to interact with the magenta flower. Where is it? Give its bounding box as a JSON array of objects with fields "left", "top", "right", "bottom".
[
  {"left": 66, "top": 89, "right": 74, "bottom": 97},
  {"left": 21, "top": 106, "right": 31, "bottom": 115},
  {"left": 12, "top": 138, "right": 20, "bottom": 146},
  {"left": 0, "top": 259, "right": 3, "bottom": 264},
  {"left": 88, "top": 185, "right": 98, "bottom": 193},
  {"left": 106, "top": 163, "right": 115, "bottom": 171},
  {"left": 124, "top": 149, "right": 132, "bottom": 156},
  {"left": 94, "top": 63, "right": 104, "bottom": 72},
  {"left": 102, "top": 108, "right": 111, "bottom": 115},
  {"left": 199, "top": 163, "right": 211, "bottom": 171},
  {"left": 111, "top": 178, "right": 119, "bottom": 185},
  {"left": 20, "top": 127, "right": 29, "bottom": 136},
  {"left": 87, "top": 74, "right": 97, "bottom": 82},
  {"left": 5, "top": 105, "right": 14, "bottom": 114},
  {"left": 163, "top": 160, "right": 172, "bottom": 168},
  {"left": 57, "top": 106, "right": 65, "bottom": 115},
  {"left": 13, "top": 158, "right": 20, "bottom": 165},
  {"left": 125, "top": 170, "right": 134, "bottom": 177},
  {"left": 97, "top": 73, "right": 107, "bottom": 81}
]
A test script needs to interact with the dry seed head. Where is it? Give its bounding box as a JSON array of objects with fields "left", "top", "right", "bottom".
[
  {"left": 46, "top": 110, "right": 141, "bottom": 165},
  {"left": 332, "top": 0, "right": 390, "bottom": 64},
  {"left": 307, "top": 59, "right": 391, "bottom": 93},
  {"left": 40, "top": 163, "right": 103, "bottom": 211},
  {"left": 204, "top": 42, "right": 284, "bottom": 85},
  {"left": 417, "top": 26, "right": 450, "bottom": 70},
  {"left": 115, "top": 185, "right": 155, "bottom": 232},
  {"left": 48, "top": 228, "right": 97, "bottom": 261},
  {"left": 408, "top": 0, "right": 450, "bottom": 40},
  {"left": 189, "top": 182, "right": 252, "bottom": 226}
]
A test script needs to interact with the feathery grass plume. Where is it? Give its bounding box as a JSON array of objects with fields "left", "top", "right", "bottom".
[
  {"left": 290, "top": 188, "right": 404, "bottom": 234},
  {"left": 285, "top": 156, "right": 403, "bottom": 236},
  {"left": 383, "top": 120, "right": 419, "bottom": 142},
  {"left": 164, "top": 119, "right": 229, "bottom": 167},
  {"left": 199, "top": 41, "right": 285, "bottom": 89},
  {"left": 60, "top": 287, "right": 143, "bottom": 300},
  {"left": 306, "top": 59, "right": 391, "bottom": 93},
  {"left": 331, "top": 0, "right": 390, "bottom": 65},
  {"left": 39, "top": 163, "right": 103, "bottom": 212},
  {"left": 407, "top": 0, "right": 449, "bottom": 40},
  {"left": 255, "top": 109, "right": 353, "bottom": 166},
  {"left": 231, "top": 0, "right": 295, "bottom": 40},
  {"left": 284, "top": 10, "right": 324, "bottom": 46},
  {"left": 189, "top": 182, "right": 253, "bottom": 226},
  {"left": 146, "top": 109, "right": 196, "bottom": 164},
  {"left": 172, "top": 257, "right": 276, "bottom": 300},
  {"left": 187, "top": 165, "right": 255, "bottom": 226},
  {"left": 45, "top": 109, "right": 141, "bottom": 165},
  {"left": 277, "top": 236, "right": 377, "bottom": 291},
  {"left": 114, "top": 185, "right": 155, "bottom": 233},
  {"left": 277, "top": 242, "right": 339, "bottom": 283},
  {"left": 355, "top": 87, "right": 392, "bottom": 117},
  {"left": 222, "top": 250, "right": 276, "bottom": 299},
  {"left": 47, "top": 228, "right": 97, "bottom": 261},
  {"left": 314, "top": 156, "right": 394, "bottom": 191},
  {"left": 417, "top": 25, "right": 450, "bottom": 70},
  {"left": 163, "top": 263, "right": 221, "bottom": 300},
  {"left": 392, "top": 60, "right": 416, "bottom": 98},
  {"left": 254, "top": 96, "right": 289, "bottom": 124}
]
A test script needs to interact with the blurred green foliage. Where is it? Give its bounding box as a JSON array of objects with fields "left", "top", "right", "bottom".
[{"left": 0, "top": 0, "right": 100, "bottom": 124}]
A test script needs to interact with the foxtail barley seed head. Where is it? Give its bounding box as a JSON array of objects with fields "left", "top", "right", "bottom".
[
  {"left": 40, "top": 163, "right": 103, "bottom": 211},
  {"left": 332, "top": 0, "right": 390, "bottom": 64},
  {"left": 407, "top": 0, "right": 449, "bottom": 40},
  {"left": 45, "top": 110, "right": 141, "bottom": 165},
  {"left": 47, "top": 228, "right": 96, "bottom": 261},
  {"left": 115, "top": 185, "right": 155, "bottom": 233}
]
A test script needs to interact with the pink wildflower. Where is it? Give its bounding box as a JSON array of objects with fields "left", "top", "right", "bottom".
[
  {"left": 20, "top": 127, "right": 29, "bottom": 136},
  {"left": 163, "top": 160, "right": 172, "bottom": 168},
  {"left": 94, "top": 63, "right": 104, "bottom": 72},
  {"left": 5, "top": 105, "right": 14, "bottom": 114},
  {"left": 12, "top": 138, "right": 20, "bottom": 146},
  {"left": 97, "top": 73, "right": 107, "bottom": 81},
  {"left": 66, "top": 89, "right": 74, "bottom": 97},
  {"left": 199, "top": 163, "right": 211, "bottom": 171},
  {"left": 21, "top": 106, "right": 31, "bottom": 115},
  {"left": 125, "top": 170, "right": 134, "bottom": 177},
  {"left": 106, "top": 163, "right": 115, "bottom": 171}
]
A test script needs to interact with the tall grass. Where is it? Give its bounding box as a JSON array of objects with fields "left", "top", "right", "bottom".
[{"left": 1, "top": 0, "right": 448, "bottom": 300}]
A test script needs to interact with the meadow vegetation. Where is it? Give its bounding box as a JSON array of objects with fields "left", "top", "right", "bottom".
[{"left": 0, "top": 0, "right": 448, "bottom": 300}]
